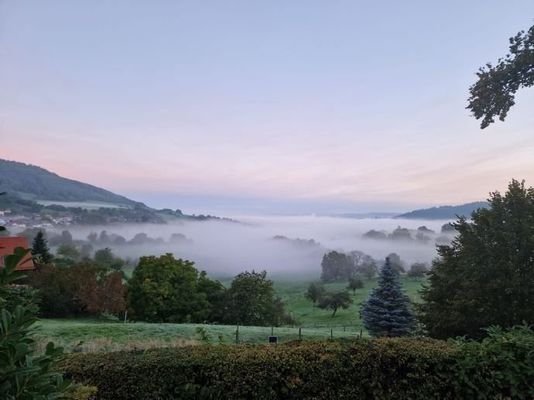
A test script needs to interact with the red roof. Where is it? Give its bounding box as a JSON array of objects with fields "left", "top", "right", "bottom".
[{"left": 0, "top": 237, "right": 35, "bottom": 270}]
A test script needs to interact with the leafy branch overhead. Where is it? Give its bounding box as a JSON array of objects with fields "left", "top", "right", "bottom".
[{"left": 468, "top": 24, "right": 534, "bottom": 128}]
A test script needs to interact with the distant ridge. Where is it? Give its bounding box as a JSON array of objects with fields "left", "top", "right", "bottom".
[
  {"left": 396, "top": 201, "right": 488, "bottom": 220},
  {"left": 0, "top": 159, "right": 142, "bottom": 207}
]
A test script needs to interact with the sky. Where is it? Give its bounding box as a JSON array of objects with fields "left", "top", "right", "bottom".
[{"left": 1, "top": 1, "right": 534, "bottom": 215}]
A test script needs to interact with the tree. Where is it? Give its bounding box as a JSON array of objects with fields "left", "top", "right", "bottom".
[
  {"left": 318, "top": 291, "right": 352, "bottom": 317},
  {"left": 361, "top": 258, "right": 415, "bottom": 337},
  {"left": 407, "top": 262, "right": 428, "bottom": 279},
  {"left": 321, "top": 251, "right": 354, "bottom": 282},
  {"left": 94, "top": 247, "right": 125, "bottom": 271},
  {"left": 386, "top": 252, "right": 405, "bottom": 273},
  {"left": 55, "top": 243, "right": 81, "bottom": 267},
  {"left": 224, "top": 270, "right": 287, "bottom": 326},
  {"left": 28, "top": 261, "right": 127, "bottom": 317},
  {"left": 128, "top": 254, "right": 212, "bottom": 323},
  {"left": 420, "top": 180, "right": 534, "bottom": 339},
  {"left": 347, "top": 276, "right": 364, "bottom": 294},
  {"left": 389, "top": 226, "right": 413, "bottom": 241},
  {"left": 351, "top": 251, "right": 378, "bottom": 280},
  {"left": 305, "top": 282, "right": 325, "bottom": 306},
  {"left": 197, "top": 271, "right": 227, "bottom": 322},
  {"left": 468, "top": 24, "right": 534, "bottom": 129},
  {"left": 31, "top": 231, "right": 53, "bottom": 264}
]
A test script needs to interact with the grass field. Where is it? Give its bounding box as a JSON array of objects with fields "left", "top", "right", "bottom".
[{"left": 35, "top": 277, "right": 425, "bottom": 352}]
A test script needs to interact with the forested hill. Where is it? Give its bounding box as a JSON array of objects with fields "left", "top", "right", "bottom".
[
  {"left": 0, "top": 159, "right": 141, "bottom": 207},
  {"left": 396, "top": 201, "right": 488, "bottom": 220}
]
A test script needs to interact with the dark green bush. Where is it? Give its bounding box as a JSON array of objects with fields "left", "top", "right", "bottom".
[
  {"left": 60, "top": 326, "right": 534, "bottom": 399},
  {"left": 451, "top": 325, "right": 534, "bottom": 399},
  {"left": 61, "top": 339, "right": 457, "bottom": 400}
]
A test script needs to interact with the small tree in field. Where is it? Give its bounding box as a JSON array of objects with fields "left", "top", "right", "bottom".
[
  {"left": 361, "top": 258, "right": 415, "bottom": 337},
  {"left": 305, "top": 282, "right": 325, "bottom": 306},
  {"left": 347, "top": 276, "right": 364, "bottom": 294},
  {"left": 318, "top": 291, "right": 352, "bottom": 317}
]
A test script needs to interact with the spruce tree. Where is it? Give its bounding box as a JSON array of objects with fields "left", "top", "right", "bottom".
[
  {"left": 31, "top": 231, "right": 53, "bottom": 264},
  {"left": 361, "top": 258, "right": 415, "bottom": 337}
]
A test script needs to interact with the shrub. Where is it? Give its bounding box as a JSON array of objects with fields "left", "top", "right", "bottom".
[
  {"left": 60, "top": 327, "right": 534, "bottom": 399},
  {"left": 61, "top": 339, "right": 456, "bottom": 400}
]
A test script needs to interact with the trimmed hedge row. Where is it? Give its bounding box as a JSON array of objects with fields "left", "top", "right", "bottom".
[{"left": 60, "top": 331, "right": 534, "bottom": 400}]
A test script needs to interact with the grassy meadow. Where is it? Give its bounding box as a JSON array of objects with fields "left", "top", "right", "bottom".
[{"left": 36, "top": 276, "right": 425, "bottom": 352}]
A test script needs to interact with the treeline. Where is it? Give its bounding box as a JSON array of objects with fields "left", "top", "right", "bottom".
[
  {"left": 320, "top": 249, "right": 428, "bottom": 282},
  {"left": 362, "top": 224, "right": 455, "bottom": 245},
  {"left": 25, "top": 235, "right": 291, "bottom": 326}
]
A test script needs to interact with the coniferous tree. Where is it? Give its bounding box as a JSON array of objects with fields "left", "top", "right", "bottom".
[
  {"left": 361, "top": 258, "right": 415, "bottom": 337},
  {"left": 31, "top": 231, "right": 53, "bottom": 264}
]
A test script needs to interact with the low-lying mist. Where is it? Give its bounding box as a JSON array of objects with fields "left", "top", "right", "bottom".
[{"left": 58, "top": 216, "right": 454, "bottom": 279}]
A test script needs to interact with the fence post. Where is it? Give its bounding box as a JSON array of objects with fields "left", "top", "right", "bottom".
[
  {"left": 235, "top": 325, "right": 239, "bottom": 344},
  {"left": 330, "top": 328, "right": 333, "bottom": 340},
  {"left": 298, "top": 327, "right": 302, "bottom": 341}
]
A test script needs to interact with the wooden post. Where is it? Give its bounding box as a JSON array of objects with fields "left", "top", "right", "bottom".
[
  {"left": 298, "top": 327, "right": 302, "bottom": 341},
  {"left": 330, "top": 328, "right": 333, "bottom": 340},
  {"left": 235, "top": 325, "right": 239, "bottom": 344}
]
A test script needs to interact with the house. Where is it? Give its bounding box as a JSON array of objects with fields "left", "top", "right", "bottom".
[{"left": 0, "top": 236, "right": 35, "bottom": 270}]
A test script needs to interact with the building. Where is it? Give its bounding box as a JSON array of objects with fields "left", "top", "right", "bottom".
[{"left": 0, "top": 236, "right": 35, "bottom": 270}]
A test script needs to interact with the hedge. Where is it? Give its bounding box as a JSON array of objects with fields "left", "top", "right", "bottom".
[{"left": 60, "top": 328, "right": 534, "bottom": 399}]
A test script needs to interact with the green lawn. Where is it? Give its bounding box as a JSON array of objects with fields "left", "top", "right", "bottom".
[
  {"left": 275, "top": 276, "right": 424, "bottom": 331},
  {"left": 35, "top": 277, "right": 425, "bottom": 352}
]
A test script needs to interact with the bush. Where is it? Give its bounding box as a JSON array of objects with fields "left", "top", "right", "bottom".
[
  {"left": 60, "top": 327, "right": 534, "bottom": 399},
  {"left": 61, "top": 339, "right": 456, "bottom": 400}
]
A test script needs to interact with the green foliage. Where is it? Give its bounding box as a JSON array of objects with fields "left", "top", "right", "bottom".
[
  {"left": 127, "top": 254, "right": 214, "bottom": 323},
  {"left": 451, "top": 325, "right": 534, "bottom": 398},
  {"left": 32, "top": 231, "right": 54, "bottom": 265},
  {"left": 60, "top": 339, "right": 457, "bottom": 400},
  {"left": 55, "top": 244, "right": 82, "bottom": 268},
  {"left": 305, "top": 282, "right": 325, "bottom": 305},
  {"left": 93, "top": 248, "right": 124, "bottom": 271},
  {"left": 224, "top": 270, "right": 290, "bottom": 326},
  {"left": 420, "top": 180, "right": 534, "bottom": 339},
  {"left": 0, "top": 249, "right": 69, "bottom": 399},
  {"left": 362, "top": 258, "right": 416, "bottom": 337},
  {"left": 317, "top": 290, "right": 352, "bottom": 317},
  {"left": 468, "top": 24, "right": 534, "bottom": 128},
  {"left": 59, "top": 327, "right": 534, "bottom": 400}
]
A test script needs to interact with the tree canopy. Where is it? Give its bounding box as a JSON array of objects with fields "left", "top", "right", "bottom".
[
  {"left": 468, "top": 24, "right": 534, "bottom": 128},
  {"left": 224, "top": 270, "right": 289, "bottom": 326},
  {"left": 420, "top": 180, "right": 534, "bottom": 338},
  {"left": 128, "top": 254, "right": 213, "bottom": 323}
]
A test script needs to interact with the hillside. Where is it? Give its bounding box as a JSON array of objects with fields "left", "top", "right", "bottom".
[
  {"left": 397, "top": 201, "right": 488, "bottom": 220},
  {"left": 0, "top": 159, "right": 141, "bottom": 207}
]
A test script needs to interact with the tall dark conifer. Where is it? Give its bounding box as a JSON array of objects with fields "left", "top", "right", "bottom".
[
  {"left": 361, "top": 258, "right": 415, "bottom": 337},
  {"left": 31, "top": 231, "right": 53, "bottom": 264}
]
